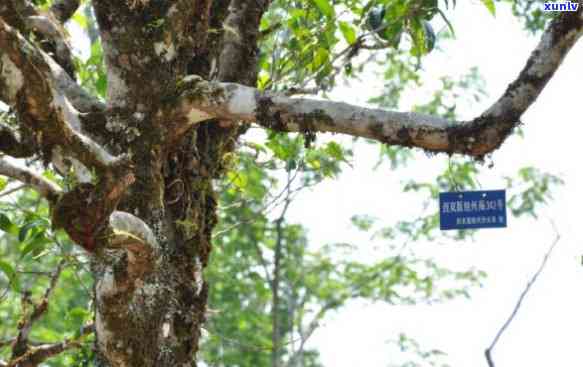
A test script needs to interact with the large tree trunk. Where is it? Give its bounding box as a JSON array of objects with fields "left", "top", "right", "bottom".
[
  {"left": 87, "top": 1, "right": 266, "bottom": 365},
  {"left": 91, "top": 124, "right": 218, "bottom": 366},
  {"left": 0, "top": 0, "right": 267, "bottom": 363}
]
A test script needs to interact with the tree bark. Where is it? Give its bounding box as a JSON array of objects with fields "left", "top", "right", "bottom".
[{"left": 86, "top": 1, "right": 268, "bottom": 365}]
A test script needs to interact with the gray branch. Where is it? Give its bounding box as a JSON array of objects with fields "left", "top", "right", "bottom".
[
  {"left": 0, "top": 158, "right": 62, "bottom": 203},
  {"left": 174, "top": 8, "right": 583, "bottom": 157}
]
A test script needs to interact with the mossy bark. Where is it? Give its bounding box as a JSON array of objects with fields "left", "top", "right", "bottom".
[{"left": 84, "top": 2, "right": 266, "bottom": 365}]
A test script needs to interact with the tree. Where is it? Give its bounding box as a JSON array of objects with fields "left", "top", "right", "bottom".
[{"left": 0, "top": 0, "right": 579, "bottom": 366}]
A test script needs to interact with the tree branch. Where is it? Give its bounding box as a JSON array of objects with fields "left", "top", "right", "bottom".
[
  {"left": 0, "top": 157, "right": 155, "bottom": 264},
  {"left": 175, "top": 8, "right": 582, "bottom": 157},
  {"left": 43, "top": 50, "right": 106, "bottom": 113},
  {"left": 485, "top": 226, "right": 561, "bottom": 367},
  {"left": 4, "top": 0, "right": 77, "bottom": 79},
  {"left": 286, "top": 298, "right": 340, "bottom": 367},
  {"left": 7, "top": 323, "right": 93, "bottom": 367},
  {"left": 0, "top": 120, "right": 35, "bottom": 158},
  {"left": 0, "top": 19, "right": 116, "bottom": 174},
  {"left": 0, "top": 1, "right": 102, "bottom": 111},
  {"left": 217, "top": 0, "right": 270, "bottom": 84},
  {"left": 93, "top": 213, "right": 159, "bottom": 298},
  {"left": 271, "top": 178, "right": 292, "bottom": 367},
  {"left": 0, "top": 158, "right": 62, "bottom": 203},
  {"left": 1, "top": 19, "right": 145, "bottom": 256},
  {"left": 10, "top": 260, "right": 65, "bottom": 361}
]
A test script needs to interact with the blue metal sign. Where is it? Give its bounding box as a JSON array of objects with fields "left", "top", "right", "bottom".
[{"left": 439, "top": 190, "right": 507, "bottom": 230}]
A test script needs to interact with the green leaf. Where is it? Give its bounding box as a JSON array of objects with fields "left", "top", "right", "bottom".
[
  {"left": 311, "top": 0, "right": 335, "bottom": 18},
  {"left": 0, "top": 213, "right": 18, "bottom": 236},
  {"left": 0, "top": 260, "right": 19, "bottom": 292},
  {"left": 20, "top": 232, "right": 51, "bottom": 259},
  {"left": 409, "top": 19, "right": 428, "bottom": 56},
  {"left": 95, "top": 73, "right": 108, "bottom": 99},
  {"left": 67, "top": 307, "right": 91, "bottom": 326},
  {"left": 338, "top": 21, "right": 357, "bottom": 45},
  {"left": 480, "top": 0, "right": 496, "bottom": 16},
  {"left": 19, "top": 221, "right": 39, "bottom": 242},
  {"left": 324, "top": 141, "right": 344, "bottom": 161},
  {"left": 228, "top": 171, "right": 248, "bottom": 190},
  {"left": 313, "top": 47, "right": 330, "bottom": 70}
]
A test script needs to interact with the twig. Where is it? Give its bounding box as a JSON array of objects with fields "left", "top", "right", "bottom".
[
  {"left": 10, "top": 259, "right": 66, "bottom": 361},
  {"left": 271, "top": 169, "right": 294, "bottom": 367},
  {"left": 485, "top": 225, "right": 561, "bottom": 367},
  {"left": 203, "top": 323, "right": 304, "bottom": 354},
  {"left": 52, "top": 235, "right": 92, "bottom": 298},
  {"left": 7, "top": 323, "right": 93, "bottom": 366}
]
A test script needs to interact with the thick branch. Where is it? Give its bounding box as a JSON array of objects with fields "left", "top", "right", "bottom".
[
  {"left": 92, "top": 212, "right": 159, "bottom": 301},
  {"left": 217, "top": 0, "right": 270, "bottom": 84},
  {"left": 0, "top": 18, "right": 135, "bottom": 256},
  {"left": 0, "top": 157, "right": 153, "bottom": 261},
  {"left": 1, "top": 1, "right": 102, "bottom": 112},
  {"left": 1, "top": 20, "right": 140, "bottom": 255},
  {"left": 0, "top": 19, "right": 115, "bottom": 174},
  {"left": 0, "top": 120, "right": 35, "bottom": 158},
  {"left": 4, "top": 0, "right": 76, "bottom": 79},
  {"left": 50, "top": 165, "right": 135, "bottom": 252},
  {"left": 175, "top": 7, "right": 582, "bottom": 157},
  {"left": 0, "top": 158, "right": 61, "bottom": 203},
  {"left": 42, "top": 47, "right": 105, "bottom": 113}
]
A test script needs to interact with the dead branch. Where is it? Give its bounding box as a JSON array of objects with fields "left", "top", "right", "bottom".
[{"left": 485, "top": 226, "right": 561, "bottom": 367}]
